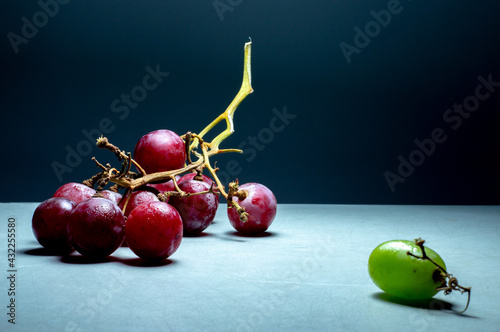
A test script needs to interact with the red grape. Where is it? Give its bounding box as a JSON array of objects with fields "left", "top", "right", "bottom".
[
  {"left": 119, "top": 190, "right": 159, "bottom": 217},
  {"left": 178, "top": 172, "right": 214, "bottom": 186},
  {"left": 32, "top": 197, "right": 76, "bottom": 252},
  {"left": 169, "top": 180, "right": 218, "bottom": 235},
  {"left": 178, "top": 172, "right": 219, "bottom": 202},
  {"left": 147, "top": 175, "right": 180, "bottom": 193},
  {"left": 227, "top": 183, "right": 277, "bottom": 234},
  {"left": 53, "top": 182, "right": 95, "bottom": 203},
  {"left": 125, "top": 201, "right": 183, "bottom": 260},
  {"left": 68, "top": 197, "right": 125, "bottom": 258},
  {"left": 133, "top": 129, "right": 186, "bottom": 174},
  {"left": 102, "top": 190, "right": 123, "bottom": 205},
  {"left": 146, "top": 176, "right": 180, "bottom": 203}
]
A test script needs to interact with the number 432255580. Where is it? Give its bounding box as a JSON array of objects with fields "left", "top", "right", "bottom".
[{"left": 8, "top": 218, "right": 16, "bottom": 267}]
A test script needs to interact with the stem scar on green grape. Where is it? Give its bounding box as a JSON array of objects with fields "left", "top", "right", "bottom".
[
  {"left": 407, "top": 238, "right": 471, "bottom": 313},
  {"left": 83, "top": 40, "right": 254, "bottom": 223}
]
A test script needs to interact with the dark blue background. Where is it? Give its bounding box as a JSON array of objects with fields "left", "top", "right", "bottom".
[{"left": 2, "top": 0, "right": 500, "bottom": 204}]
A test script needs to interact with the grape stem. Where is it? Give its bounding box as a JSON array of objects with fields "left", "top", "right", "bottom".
[
  {"left": 227, "top": 180, "right": 249, "bottom": 222},
  {"left": 189, "top": 39, "right": 253, "bottom": 152},
  {"left": 407, "top": 238, "right": 471, "bottom": 313},
  {"left": 157, "top": 183, "right": 219, "bottom": 201},
  {"left": 97, "top": 136, "right": 146, "bottom": 176},
  {"left": 85, "top": 41, "right": 254, "bottom": 222}
]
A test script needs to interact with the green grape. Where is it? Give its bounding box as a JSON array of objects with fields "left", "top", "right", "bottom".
[{"left": 368, "top": 239, "right": 447, "bottom": 300}]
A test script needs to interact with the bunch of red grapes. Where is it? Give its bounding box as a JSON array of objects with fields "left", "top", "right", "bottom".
[{"left": 32, "top": 129, "right": 277, "bottom": 262}]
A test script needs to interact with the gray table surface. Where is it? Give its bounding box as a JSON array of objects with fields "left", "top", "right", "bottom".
[{"left": 0, "top": 203, "right": 499, "bottom": 332}]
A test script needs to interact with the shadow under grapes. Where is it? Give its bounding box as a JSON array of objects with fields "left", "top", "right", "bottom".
[
  {"left": 121, "top": 257, "right": 176, "bottom": 268},
  {"left": 60, "top": 254, "right": 120, "bottom": 265},
  {"left": 23, "top": 247, "right": 74, "bottom": 257},
  {"left": 225, "top": 230, "right": 277, "bottom": 238},
  {"left": 372, "top": 292, "right": 477, "bottom": 317}
]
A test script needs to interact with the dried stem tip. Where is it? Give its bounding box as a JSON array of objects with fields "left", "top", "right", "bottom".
[{"left": 407, "top": 238, "right": 471, "bottom": 313}]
